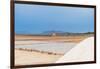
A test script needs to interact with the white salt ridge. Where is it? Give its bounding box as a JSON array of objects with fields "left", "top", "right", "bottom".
[{"left": 56, "top": 37, "right": 94, "bottom": 63}]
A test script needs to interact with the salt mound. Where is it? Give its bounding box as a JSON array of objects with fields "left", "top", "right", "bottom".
[{"left": 56, "top": 37, "right": 94, "bottom": 63}]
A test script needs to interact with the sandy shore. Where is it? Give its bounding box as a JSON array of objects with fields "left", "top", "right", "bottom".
[
  {"left": 15, "top": 49, "right": 62, "bottom": 65},
  {"left": 15, "top": 35, "right": 88, "bottom": 43}
]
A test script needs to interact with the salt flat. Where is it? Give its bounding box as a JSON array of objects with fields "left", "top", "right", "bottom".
[
  {"left": 15, "top": 41, "right": 76, "bottom": 54},
  {"left": 15, "top": 35, "right": 90, "bottom": 65}
]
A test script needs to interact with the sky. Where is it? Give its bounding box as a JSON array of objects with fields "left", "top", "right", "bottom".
[{"left": 15, "top": 4, "right": 94, "bottom": 34}]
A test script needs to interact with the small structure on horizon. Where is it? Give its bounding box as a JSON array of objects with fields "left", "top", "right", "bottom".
[{"left": 52, "top": 33, "right": 56, "bottom": 36}]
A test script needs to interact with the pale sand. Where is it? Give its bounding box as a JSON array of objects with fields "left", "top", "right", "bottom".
[
  {"left": 15, "top": 35, "right": 88, "bottom": 43},
  {"left": 15, "top": 49, "right": 62, "bottom": 65}
]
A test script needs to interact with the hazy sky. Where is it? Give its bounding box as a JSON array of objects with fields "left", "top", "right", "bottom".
[{"left": 15, "top": 4, "right": 94, "bottom": 34}]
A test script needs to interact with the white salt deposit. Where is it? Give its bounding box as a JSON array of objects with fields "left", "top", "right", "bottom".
[
  {"left": 56, "top": 37, "right": 94, "bottom": 63},
  {"left": 15, "top": 41, "right": 76, "bottom": 54}
]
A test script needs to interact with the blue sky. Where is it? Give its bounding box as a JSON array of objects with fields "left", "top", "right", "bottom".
[{"left": 15, "top": 4, "right": 94, "bottom": 34}]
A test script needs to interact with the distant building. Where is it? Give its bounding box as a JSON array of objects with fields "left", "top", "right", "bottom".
[{"left": 52, "top": 33, "right": 56, "bottom": 36}]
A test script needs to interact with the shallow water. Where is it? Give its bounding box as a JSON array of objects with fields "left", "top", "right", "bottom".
[{"left": 15, "top": 41, "right": 76, "bottom": 54}]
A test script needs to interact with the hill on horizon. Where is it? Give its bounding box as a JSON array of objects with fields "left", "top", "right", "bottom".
[{"left": 15, "top": 31, "right": 94, "bottom": 36}]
